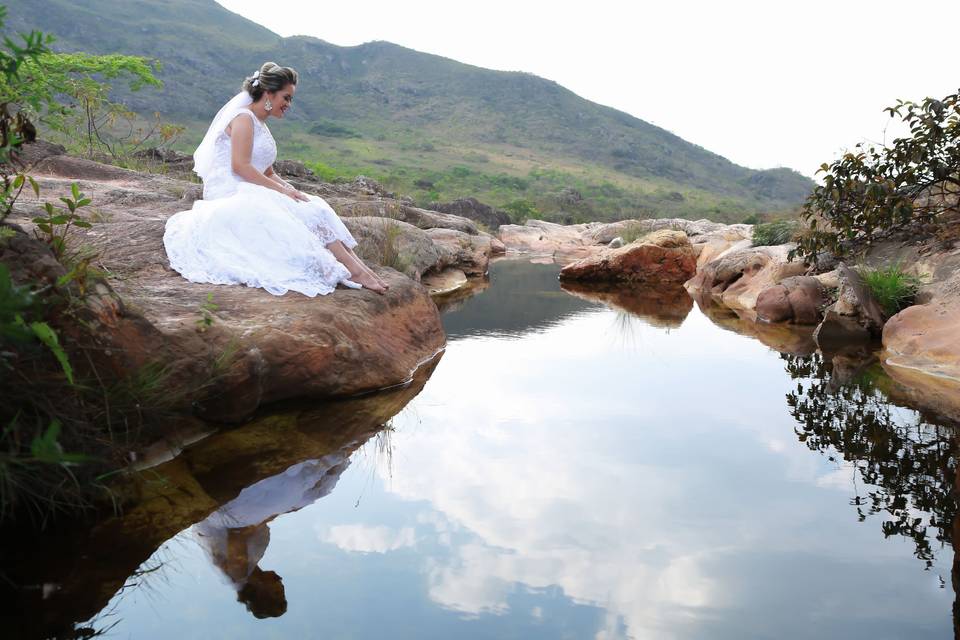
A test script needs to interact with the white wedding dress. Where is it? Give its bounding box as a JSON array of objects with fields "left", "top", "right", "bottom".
[{"left": 163, "top": 95, "right": 360, "bottom": 297}]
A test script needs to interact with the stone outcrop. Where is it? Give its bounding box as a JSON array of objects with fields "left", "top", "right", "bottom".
[
  {"left": 559, "top": 229, "right": 697, "bottom": 284},
  {"left": 813, "top": 263, "right": 886, "bottom": 348},
  {"left": 344, "top": 216, "right": 442, "bottom": 281},
  {"left": 684, "top": 244, "right": 807, "bottom": 315},
  {"left": 9, "top": 146, "right": 472, "bottom": 422},
  {"left": 498, "top": 219, "right": 597, "bottom": 260},
  {"left": 498, "top": 216, "right": 753, "bottom": 268},
  {"left": 426, "top": 227, "right": 497, "bottom": 277},
  {"left": 431, "top": 197, "right": 511, "bottom": 229},
  {"left": 756, "top": 275, "right": 828, "bottom": 325},
  {"left": 882, "top": 246, "right": 960, "bottom": 393}
]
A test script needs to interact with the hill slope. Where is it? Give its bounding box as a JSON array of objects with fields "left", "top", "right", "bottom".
[{"left": 7, "top": 0, "right": 813, "bottom": 222}]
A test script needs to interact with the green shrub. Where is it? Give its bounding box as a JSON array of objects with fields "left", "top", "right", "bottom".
[
  {"left": 503, "top": 198, "right": 540, "bottom": 223},
  {"left": 752, "top": 220, "right": 798, "bottom": 246},
  {"left": 859, "top": 263, "right": 924, "bottom": 317},
  {"left": 620, "top": 222, "right": 647, "bottom": 244},
  {"left": 794, "top": 90, "right": 960, "bottom": 262}
]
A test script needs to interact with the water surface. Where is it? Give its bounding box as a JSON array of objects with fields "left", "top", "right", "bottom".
[{"left": 7, "top": 259, "right": 958, "bottom": 639}]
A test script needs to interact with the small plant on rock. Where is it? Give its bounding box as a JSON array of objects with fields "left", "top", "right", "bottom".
[
  {"left": 858, "top": 263, "right": 924, "bottom": 317},
  {"left": 195, "top": 293, "right": 218, "bottom": 332},
  {"left": 752, "top": 220, "right": 798, "bottom": 247}
]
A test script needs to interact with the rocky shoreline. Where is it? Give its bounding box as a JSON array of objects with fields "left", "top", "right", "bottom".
[
  {"left": 7, "top": 143, "right": 504, "bottom": 426},
  {"left": 7, "top": 141, "right": 957, "bottom": 434},
  {"left": 496, "top": 216, "right": 960, "bottom": 421}
]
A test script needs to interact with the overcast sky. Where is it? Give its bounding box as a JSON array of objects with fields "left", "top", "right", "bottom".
[{"left": 217, "top": 0, "right": 958, "bottom": 177}]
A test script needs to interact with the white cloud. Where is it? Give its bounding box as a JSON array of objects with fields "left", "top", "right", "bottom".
[{"left": 320, "top": 524, "right": 416, "bottom": 554}]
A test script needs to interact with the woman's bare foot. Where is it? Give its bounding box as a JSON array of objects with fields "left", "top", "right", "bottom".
[
  {"left": 349, "top": 249, "right": 389, "bottom": 289},
  {"left": 356, "top": 271, "right": 387, "bottom": 294}
]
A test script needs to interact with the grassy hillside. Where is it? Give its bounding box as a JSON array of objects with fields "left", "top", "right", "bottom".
[{"left": 7, "top": 0, "right": 813, "bottom": 222}]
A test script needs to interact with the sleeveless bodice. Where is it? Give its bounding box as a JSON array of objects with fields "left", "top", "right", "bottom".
[{"left": 202, "top": 109, "right": 277, "bottom": 200}]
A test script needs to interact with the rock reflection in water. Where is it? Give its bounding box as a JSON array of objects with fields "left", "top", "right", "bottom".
[
  {"left": 0, "top": 357, "right": 437, "bottom": 639},
  {"left": 696, "top": 298, "right": 818, "bottom": 355},
  {"left": 559, "top": 281, "right": 693, "bottom": 329}
]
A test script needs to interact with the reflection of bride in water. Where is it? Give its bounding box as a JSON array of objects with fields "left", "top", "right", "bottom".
[{"left": 192, "top": 453, "right": 351, "bottom": 618}]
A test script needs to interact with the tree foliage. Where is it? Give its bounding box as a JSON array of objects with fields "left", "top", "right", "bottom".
[
  {"left": 795, "top": 89, "right": 960, "bottom": 261},
  {"left": 5, "top": 51, "right": 174, "bottom": 158}
]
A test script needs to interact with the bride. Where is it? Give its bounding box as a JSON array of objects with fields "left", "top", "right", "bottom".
[{"left": 164, "top": 62, "right": 388, "bottom": 296}]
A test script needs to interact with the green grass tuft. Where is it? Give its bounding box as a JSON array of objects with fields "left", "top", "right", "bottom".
[
  {"left": 858, "top": 263, "right": 924, "bottom": 317},
  {"left": 752, "top": 220, "right": 798, "bottom": 246}
]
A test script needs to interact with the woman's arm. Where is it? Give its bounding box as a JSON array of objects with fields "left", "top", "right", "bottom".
[
  {"left": 264, "top": 166, "right": 294, "bottom": 191},
  {"left": 229, "top": 115, "right": 307, "bottom": 201}
]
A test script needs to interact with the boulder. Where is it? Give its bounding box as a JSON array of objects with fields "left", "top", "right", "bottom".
[
  {"left": 343, "top": 217, "right": 442, "bottom": 281},
  {"left": 684, "top": 244, "right": 806, "bottom": 314},
  {"left": 421, "top": 268, "right": 469, "bottom": 297},
  {"left": 425, "top": 227, "right": 494, "bottom": 277},
  {"left": 883, "top": 294, "right": 960, "bottom": 384},
  {"left": 431, "top": 197, "right": 511, "bottom": 230},
  {"left": 331, "top": 198, "right": 479, "bottom": 235},
  {"left": 584, "top": 218, "right": 736, "bottom": 246},
  {"left": 756, "top": 276, "right": 828, "bottom": 325},
  {"left": 14, "top": 156, "right": 447, "bottom": 423},
  {"left": 498, "top": 219, "right": 596, "bottom": 259},
  {"left": 813, "top": 263, "right": 885, "bottom": 348},
  {"left": 559, "top": 229, "right": 697, "bottom": 285}
]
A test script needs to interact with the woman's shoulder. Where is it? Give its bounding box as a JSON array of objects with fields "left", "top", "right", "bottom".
[
  {"left": 232, "top": 109, "right": 260, "bottom": 125},
  {"left": 225, "top": 109, "right": 259, "bottom": 136}
]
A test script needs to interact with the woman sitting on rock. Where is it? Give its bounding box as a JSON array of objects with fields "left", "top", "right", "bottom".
[{"left": 163, "top": 62, "right": 388, "bottom": 295}]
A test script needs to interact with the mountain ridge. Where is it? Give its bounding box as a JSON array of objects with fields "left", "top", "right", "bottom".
[{"left": 7, "top": 0, "right": 813, "bottom": 221}]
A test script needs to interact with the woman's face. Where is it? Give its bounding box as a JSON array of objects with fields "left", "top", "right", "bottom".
[{"left": 268, "top": 83, "right": 295, "bottom": 118}]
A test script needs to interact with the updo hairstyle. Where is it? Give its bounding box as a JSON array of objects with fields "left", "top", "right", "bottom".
[{"left": 242, "top": 62, "right": 298, "bottom": 101}]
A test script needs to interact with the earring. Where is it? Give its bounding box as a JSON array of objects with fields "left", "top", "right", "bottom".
[{"left": 264, "top": 98, "right": 273, "bottom": 112}]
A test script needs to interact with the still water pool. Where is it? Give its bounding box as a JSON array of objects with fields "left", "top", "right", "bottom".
[{"left": 18, "top": 259, "right": 960, "bottom": 639}]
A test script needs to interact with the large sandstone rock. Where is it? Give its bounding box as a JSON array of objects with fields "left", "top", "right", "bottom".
[
  {"left": 882, "top": 255, "right": 960, "bottom": 389},
  {"left": 559, "top": 229, "right": 697, "bottom": 284},
  {"left": 684, "top": 244, "right": 806, "bottom": 315},
  {"left": 498, "top": 217, "right": 753, "bottom": 267},
  {"left": 425, "top": 227, "right": 495, "bottom": 277},
  {"left": 498, "top": 219, "right": 596, "bottom": 260},
  {"left": 14, "top": 153, "right": 447, "bottom": 423},
  {"left": 432, "top": 197, "right": 511, "bottom": 229},
  {"left": 813, "top": 263, "right": 886, "bottom": 348},
  {"left": 756, "top": 275, "right": 828, "bottom": 325},
  {"left": 330, "top": 197, "right": 479, "bottom": 234},
  {"left": 344, "top": 216, "right": 442, "bottom": 281}
]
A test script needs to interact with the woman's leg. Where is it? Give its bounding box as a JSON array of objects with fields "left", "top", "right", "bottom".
[
  {"left": 326, "top": 240, "right": 386, "bottom": 294},
  {"left": 345, "top": 246, "right": 390, "bottom": 289}
]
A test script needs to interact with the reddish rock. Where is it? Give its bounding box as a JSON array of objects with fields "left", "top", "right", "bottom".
[
  {"left": 13, "top": 152, "right": 448, "bottom": 423},
  {"left": 756, "top": 276, "right": 828, "bottom": 325},
  {"left": 684, "top": 244, "right": 807, "bottom": 314},
  {"left": 883, "top": 299, "right": 960, "bottom": 383},
  {"left": 559, "top": 230, "right": 697, "bottom": 284}
]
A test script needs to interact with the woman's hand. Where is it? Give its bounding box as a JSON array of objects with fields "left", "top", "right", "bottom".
[{"left": 283, "top": 186, "right": 310, "bottom": 202}]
